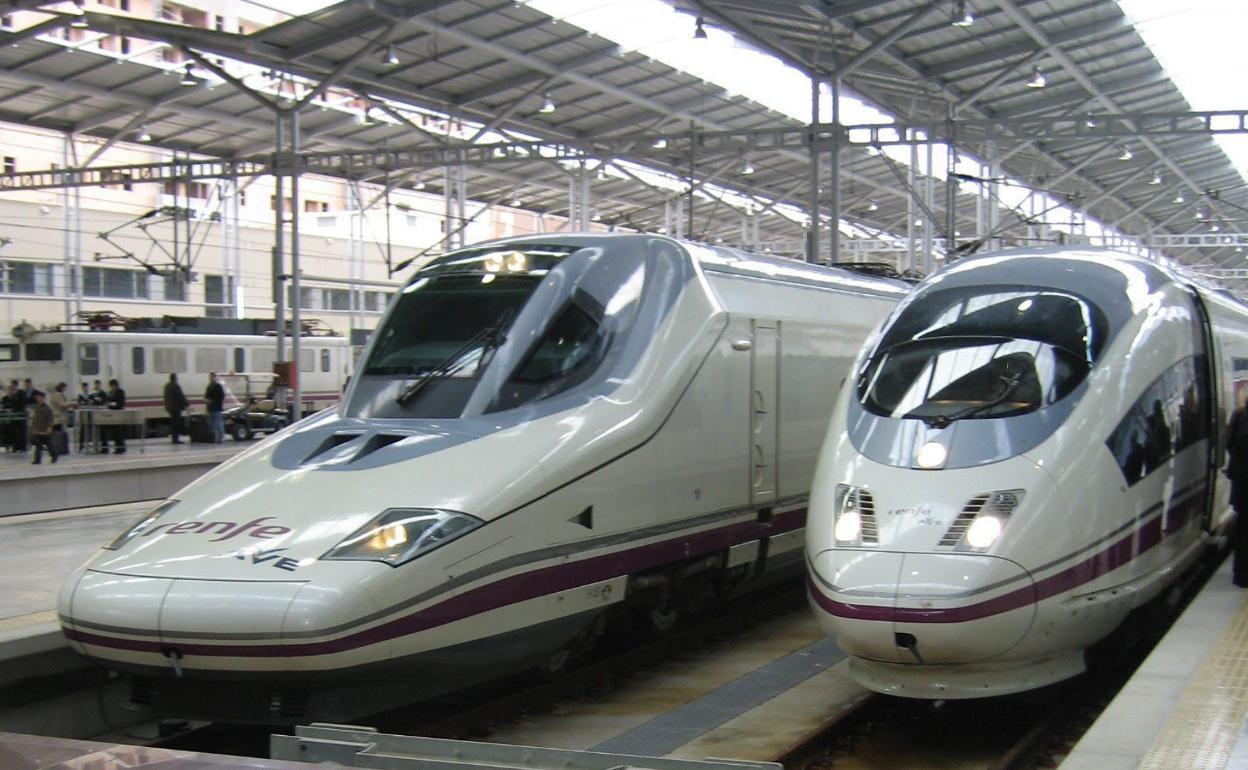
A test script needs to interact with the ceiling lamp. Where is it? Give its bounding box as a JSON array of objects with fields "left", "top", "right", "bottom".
[
  {"left": 1118, "top": 144, "right": 1133, "bottom": 161},
  {"left": 510, "top": 198, "right": 522, "bottom": 207},
  {"left": 1149, "top": 171, "right": 1162, "bottom": 186},
  {"left": 1174, "top": 192, "right": 1185, "bottom": 204},
  {"left": 1084, "top": 114, "right": 1096, "bottom": 129},
  {"left": 693, "top": 15, "right": 708, "bottom": 40},
  {"left": 740, "top": 159, "right": 755, "bottom": 175},
  {"left": 179, "top": 62, "right": 197, "bottom": 87},
  {"left": 867, "top": 200, "right": 879, "bottom": 212},
  {"left": 1194, "top": 208, "right": 1205, "bottom": 220},
  {"left": 70, "top": 0, "right": 88, "bottom": 28},
  {"left": 951, "top": 0, "right": 973, "bottom": 27},
  {"left": 652, "top": 137, "right": 668, "bottom": 149},
  {"left": 539, "top": 93, "right": 555, "bottom": 114},
  {"left": 137, "top": 125, "right": 152, "bottom": 142},
  {"left": 1026, "top": 65, "right": 1046, "bottom": 89},
  {"left": 413, "top": 178, "right": 426, "bottom": 190},
  {"left": 382, "top": 45, "right": 398, "bottom": 66}
]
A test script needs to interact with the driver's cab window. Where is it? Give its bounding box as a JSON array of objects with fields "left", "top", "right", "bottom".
[{"left": 490, "top": 302, "right": 605, "bottom": 412}]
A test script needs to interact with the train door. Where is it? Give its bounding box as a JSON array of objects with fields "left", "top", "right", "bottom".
[
  {"left": 750, "top": 320, "right": 780, "bottom": 507},
  {"left": 1188, "top": 287, "right": 1222, "bottom": 532}
]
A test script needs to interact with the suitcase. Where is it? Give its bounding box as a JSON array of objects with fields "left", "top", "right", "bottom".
[
  {"left": 50, "top": 428, "right": 69, "bottom": 456},
  {"left": 189, "top": 415, "right": 214, "bottom": 444}
]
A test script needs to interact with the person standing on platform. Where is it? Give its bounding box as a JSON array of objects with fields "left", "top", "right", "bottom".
[
  {"left": 1226, "top": 396, "right": 1248, "bottom": 587},
  {"left": 90, "top": 380, "right": 106, "bottom": 406},
  {"left": 205, "top": 372, "right": 225, "bottom": 444},
  {"left": 77, "top": 382, "right": 90, "bottom": 407},
  {"left": 21, "top": 377, "right": 35, "bottom": 404},
  {"left": 29, "top": 390, "right": 57, "bottom": 465},
  {"left": 104, "top": 379, "right": 127, "bottom": 454},
  {"left": 164, "top": 373, "right": 188, "bottom": 445},
  {"left": 50, "top": 382, "right": 70, "bottom": 431},
  {"left": 2, "top": 380, "right": 23, "bottom": 452}
]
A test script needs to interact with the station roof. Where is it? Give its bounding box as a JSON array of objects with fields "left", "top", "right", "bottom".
[{"left": 0, "top": 0, "right": 1243, "bottom": 271}]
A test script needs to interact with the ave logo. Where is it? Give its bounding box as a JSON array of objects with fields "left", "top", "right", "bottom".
[{"left": 232, "top": 547, "right": 300, "bottom": 572}]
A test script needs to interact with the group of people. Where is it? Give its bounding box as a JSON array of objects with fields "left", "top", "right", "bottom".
[
  {"left": 162, "top": 372, "right": 227, "bottom": 444},
  {"left": 2, "top": 378, "right": 119, "bottom": 463}
]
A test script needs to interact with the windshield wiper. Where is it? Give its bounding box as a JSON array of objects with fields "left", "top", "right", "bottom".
[
  {"left": 396, "top": 308, "right": 516, "bottom": 407},
  {"left": 915, "top": 372, "right": 1026, "bottom": 429}
]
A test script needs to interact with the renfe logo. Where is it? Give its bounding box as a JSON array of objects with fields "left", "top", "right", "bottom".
[{"left": 142, "top": 516, "right": 292, "bottom": 542}]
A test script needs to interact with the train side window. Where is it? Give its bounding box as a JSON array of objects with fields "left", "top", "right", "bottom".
[
  {"left": 320, "top": 349, "right": 330, "bottom": 373},
  {"left": 1106, "top": 354, "right": 1208, "bottom": 486},
  {"left": 78, "top": 343, "right": 99, "bottom": 376},
  {"left": 0, "top": 344, "right": 17, "bottom": 362},
  {"left": 154, "top": 347, "right": 187, "bottom": 374},
  {"left": 233, "top": 347, "right": 245, "bottom": 373},
  {"left": 131, "top": 346, "right": 145, "bottom": 375},
  {"left": 195, "top": 347, "right": 227, "bottom": 374},
  {"left": 25, "top": 343, "right": 61, "bottom": 361}
]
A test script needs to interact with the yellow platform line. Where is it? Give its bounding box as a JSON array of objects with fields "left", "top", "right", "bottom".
[{"left": 1139, "top": 586, "right": 1248, "bottom": 769}]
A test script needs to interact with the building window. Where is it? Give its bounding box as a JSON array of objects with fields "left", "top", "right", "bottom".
[
  {"left": 162, "top": 180, "right": 210, "bottom": 200},
  {"left": 323, "top": 288, "right": 350, "bottom": 311},
  {"left": 204, "top": 274, "right": 235, "bottom": 318},
  {"left": 215, "top": 14, "right": 225, "bottom": 31},
  {"left": 102, "top": 170, "right": 132, "bottom": 191},
  {"left": 163, "top": 271, "right": 187, "bottom": 302},
  {"left": 3, "top": 156, "right": 14, "bottom": 174},
  {"left": 270, "top": 195, "right": 293, "bottom": 211},
  {"left": 364, "top": 291, "right": 391, "bottom": 312},
  {"left": 1, "top": 260, "right": 54, "bottom": 295},
  {"left": 82, "top": 266, "right": 148, "bottom": 299}
]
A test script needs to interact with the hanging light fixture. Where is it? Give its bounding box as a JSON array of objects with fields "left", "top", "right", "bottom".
[
  {"left": 693, "top": 15, "right": 708, "bottom": 40},
  {"left": 70, "top": 0, "right": 88, "bottom": 28},
  {"left": 1118, "top": 144, "right": 1133, "bottom": 161},
  {"left": 539, "top": 93, "right": 555, "bottom": 114},
  {"left": 1149, "top": 171, "right": 1162, "bottom": 185},
  {"left": 951, "top": 0, "right": 973, "bottom": 27},
  {"left": 651, "top": 137, "right": 668, "bottom": 149},
  {"left": 510, "top": 198, "right": 522, "bottom": 207},
  {"left": 137, "top": 124, "right": 152, "bottom": 142},
  {"left": 1174, "top": 192, "right": 1185, "bottom": 204},
  {"left": 1084, "top": 114, "right": 1096, "bottom": 129},
  {"left": 382, "top": 45, "right": 398, "bottom": 66},
  {"left": 740, "top": 159, "right": 755, "bottom": 175},
  {"left": 1026, "top": 65, "right": 1046, "bottom": 89},
  {"left": 179, "top": 62, "right": 197, "bottom": 87},
  {"left": 413, "top": 178, "right": 426, "bottom": 190},
  {"left": 867, "top": 200, "right": 879, "bottom": 212},
  {"left": 1194, "top": 208, "right": 1205, "bottom": 220}
]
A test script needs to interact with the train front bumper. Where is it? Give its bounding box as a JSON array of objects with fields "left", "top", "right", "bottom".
[
  {"left": 58, "top": 568, "right": 389, "bottom": 677},
  {"left": 808, "top": 549, "right": 1037, "bottom": 665}
]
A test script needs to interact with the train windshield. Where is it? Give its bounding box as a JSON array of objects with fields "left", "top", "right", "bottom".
[
  {"left": 365, "top": 274, "right": 538, "bottom": 378},
  {"left": 859, "top": 286, "right": 1106, "bottom": 423}
]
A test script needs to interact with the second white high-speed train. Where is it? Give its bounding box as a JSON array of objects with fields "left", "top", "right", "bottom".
[
  {"left": 57, "top": 234, "right": 906, "bottom": 720},
  {"left": 807, "top": 247, "right": 1248, "bottom": 698}
]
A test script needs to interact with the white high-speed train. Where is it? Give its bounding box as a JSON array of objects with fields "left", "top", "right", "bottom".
[
  {"left": 57, "top": 234, "right": 907, "bottom": 720},
  {"left": 807, "top": 247, "right": 1248, "bottom": 699}
]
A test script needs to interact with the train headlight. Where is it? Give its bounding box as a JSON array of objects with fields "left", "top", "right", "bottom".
[
  {"left": 915, "top": 441, "right": 947, "bottom": 469},
  {"left": 104, "top": 500, "right": 179, "bottom": 550},
  {"left": 957, "top": 490, "right": 1024, "bottom": 551},
  {"left": 965, "top": 515, "right": 1003, "bottom": 548},
  {"left": 834, "top": 484, "right": 871, "bottom": 545},
  {"left": 323, "top": 508, "right": 483, "bottom": 567}
]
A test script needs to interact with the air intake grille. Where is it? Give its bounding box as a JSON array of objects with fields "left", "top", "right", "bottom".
[
  {"left": 938, "top": 494, "right": 988, "bottom": 547},
  {"left": 858, "top": 490, "right": 879, "bottom": 544}
]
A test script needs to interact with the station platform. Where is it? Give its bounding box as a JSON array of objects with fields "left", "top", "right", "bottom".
[
  {"left": 1062, "top": 556, "right": 1248, "bottom": 770},
  {"left": 0, "top": 438, "right": 247, "bottom": 516}
]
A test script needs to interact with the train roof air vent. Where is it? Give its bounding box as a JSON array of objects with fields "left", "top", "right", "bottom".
[
  {"left": 302, "top": 431, "right": 364, "bottom": 465},
  {"left": 350, "top": 432, "right": 406, "bottom": 463}
]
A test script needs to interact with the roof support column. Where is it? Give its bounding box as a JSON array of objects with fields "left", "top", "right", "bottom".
[
  {"left": 444, "top": 164, "right": 467, "bottom": 249},
  {"left": 808, "top": 75, "right": 820, "bottom": 263},
  {"left": 828, "top": 76, "right": 842, "bottom": 266},
  {"left": 273, "top": 113, "right": 287, "bottom": 415},
  {"left": 290, "top": 109, "right": 302, "bottom": 424}
]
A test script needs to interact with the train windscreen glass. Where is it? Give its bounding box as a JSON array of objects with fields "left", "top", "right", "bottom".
[
  {"left": 859, "top": 286, "right": 1106, "bottom": 423},
  {"left": 364, "top": 273, "right": 539, "bottom": 378}
]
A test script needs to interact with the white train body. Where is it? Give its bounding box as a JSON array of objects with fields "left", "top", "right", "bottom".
[
  {"left": 56, "top": 234, "right": 905, "bottom": 717},
  {"left": 0, "top": 329, "right": 351, "bottom": 419},
  {"left": 807, "top": 247, "right": 1248, "bottom": 698}
]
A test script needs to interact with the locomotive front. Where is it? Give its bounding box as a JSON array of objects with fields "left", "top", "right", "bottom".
[
  {"left": 804, "top": 251, "right": 1194, "bottom": 698},
  {"left": 57, "top": 235, "right": 698, "bottom": 701}
]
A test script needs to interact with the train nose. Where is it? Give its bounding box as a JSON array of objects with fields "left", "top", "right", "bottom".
[
  {"left": 810, "top": 550, "right": 1036, "bottom": 664},
  {"left": 62, "top": 570, "right": 386, "bottom": 670}
]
